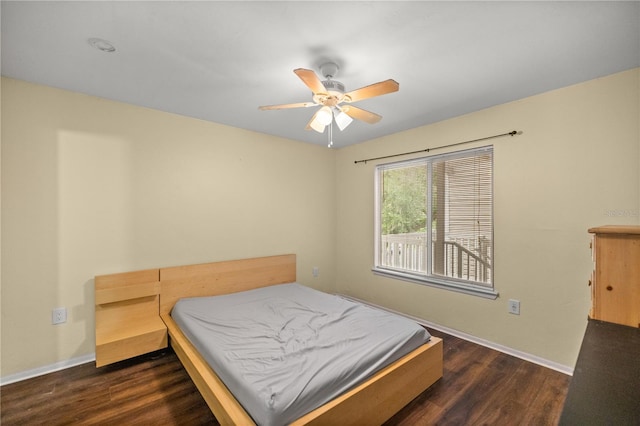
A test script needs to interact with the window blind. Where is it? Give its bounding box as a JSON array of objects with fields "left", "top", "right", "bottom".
[{"left": 431, "top": 149, "right": 493, "bottom": 285}]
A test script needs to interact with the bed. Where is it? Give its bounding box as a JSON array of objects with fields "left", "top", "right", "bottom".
[{"left": 96, "top": 254, "right": 443, "bottom": 425}]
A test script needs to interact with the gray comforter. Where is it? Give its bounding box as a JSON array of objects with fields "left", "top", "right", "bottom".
[{"left": 171, "top": 283, "right": 430, "bottom": 425}]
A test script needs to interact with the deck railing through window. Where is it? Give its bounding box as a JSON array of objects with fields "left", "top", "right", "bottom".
[{"left": 380, "top": 232, "right": 492, "bottom": 284}]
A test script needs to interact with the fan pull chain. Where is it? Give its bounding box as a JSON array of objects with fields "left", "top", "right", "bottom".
[{"left": 328, "top": 118, "right": 334, "bottom": 148}]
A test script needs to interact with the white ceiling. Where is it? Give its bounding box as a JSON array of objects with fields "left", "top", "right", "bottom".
[{"left": 2, "top": 1, "right": 639, "bottom": 148}]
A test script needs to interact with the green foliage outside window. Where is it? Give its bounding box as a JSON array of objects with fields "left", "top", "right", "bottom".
[{"left": 381, "top": 165, "right": 427, "bottom": 235}]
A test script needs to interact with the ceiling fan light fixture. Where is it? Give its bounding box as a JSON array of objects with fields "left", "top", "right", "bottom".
[
  {"left": 334, "top": 109, "right": 353, "bottom": 131},
  {"left": 315, "top": 106, "right": 333, "bottom": 126},
  {"left": 309, "top": 118, "right": 326, "bottom": 133}
]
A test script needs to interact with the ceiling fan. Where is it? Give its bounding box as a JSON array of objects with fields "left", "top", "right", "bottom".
[{"left": 258, "top": 62, "right": 399, "bottom": 147}]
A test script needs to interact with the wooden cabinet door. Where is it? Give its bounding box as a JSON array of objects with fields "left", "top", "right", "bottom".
[{"left": 593, "top": 234, "right": 640, "bottom": 328}]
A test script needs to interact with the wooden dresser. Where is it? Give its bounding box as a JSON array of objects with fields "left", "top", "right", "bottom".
[
  {"left": 560, "top": 225, "right": 640, "bottom": 424},
  {"left": 588, "top": 225, "right": 640, "bottom": 328}
]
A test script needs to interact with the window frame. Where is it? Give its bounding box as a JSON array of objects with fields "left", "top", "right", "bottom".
[{"left": 373, "top": 145, "right": 498, "bottom": 299}]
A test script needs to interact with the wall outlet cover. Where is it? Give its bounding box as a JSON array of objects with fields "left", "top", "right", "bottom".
[
  {"left": 508, "top": 299, "right": 520, "bottom": 315},
  {"left": 52, "top": 307, "right": 67, "bottom": 324}
]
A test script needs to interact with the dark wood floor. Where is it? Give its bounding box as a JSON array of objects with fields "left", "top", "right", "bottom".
[{"left": 1, "top": 329, "right": 570, "bottom": 425}]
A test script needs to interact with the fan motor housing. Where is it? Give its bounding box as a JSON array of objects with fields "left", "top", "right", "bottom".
[
  {"left": 312, "top": 80, "right": 346, "bottom": 106},
  {"left": 322, "top": 80, "right": 345, "bottom": 94}
]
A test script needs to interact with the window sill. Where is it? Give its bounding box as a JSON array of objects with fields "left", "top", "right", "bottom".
[{"left": 372, "top": 267, "right": 499, "bottom": 299}]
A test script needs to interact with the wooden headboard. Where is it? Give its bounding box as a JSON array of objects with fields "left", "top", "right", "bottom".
[
  {"left": 159, "top": 254, "right": 296, "bottom": 316},
  {"left": 95, "top": 254, "right": 296, "bottom": 367}
]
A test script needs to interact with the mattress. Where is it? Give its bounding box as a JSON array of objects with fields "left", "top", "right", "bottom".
[{"left": 171, "top": 283, "right": 431, "bottom": 426}]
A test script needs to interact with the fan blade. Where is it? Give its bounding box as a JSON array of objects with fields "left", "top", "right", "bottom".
[
  {"left": 343, "top": 79, "right": 399, "bottom": 103},
  {"left": 259, "top": 102, "right": 315, "bottom": 110},
  {"left": 342, "top": 105, "right": 382, "bottom": 124},
  {"left": 294, "top": 68, "right": 327, "bottom": 95}
]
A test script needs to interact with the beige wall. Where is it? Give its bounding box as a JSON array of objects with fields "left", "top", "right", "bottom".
[
  {"left": 335, "top": 68, "right": 640, "bottom": 368},
  {"left": 1, "top": 78, "right": 336, "bottom": 376},
  {"left": 2, "top": 68, "right": 638, "bottom": 378}
]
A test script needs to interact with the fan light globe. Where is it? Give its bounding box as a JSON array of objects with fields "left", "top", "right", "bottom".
[
  {"left": 316, "top": 107, "right": 333, "bottom": 126},
  {"left": 334, "top": 110, "right": 353, "bottom": 131},
  {"left": 309, "top": 120, "right": 325, "bottom": 133}
]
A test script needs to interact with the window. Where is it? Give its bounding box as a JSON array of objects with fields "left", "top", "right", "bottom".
[{"left": 374, "top": 146, "right": 497, "bottom": 298}]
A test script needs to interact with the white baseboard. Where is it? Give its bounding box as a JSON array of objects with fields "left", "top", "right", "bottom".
[
  {"left": 339, "top": 294, "right": 574, "bottom": 376},
  {"left": 0, "top": 353, "right": 96, "bottom": 386}
]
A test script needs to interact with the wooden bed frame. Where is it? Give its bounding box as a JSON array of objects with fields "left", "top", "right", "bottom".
[{"left": 96, "top": 254, "right": 443, "bottom": 425}]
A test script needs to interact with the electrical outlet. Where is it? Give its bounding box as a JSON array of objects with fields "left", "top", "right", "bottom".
[
  {"left": 52, "top": 307, "right": 67, "bottom": 325},
  {"left": 312, "top": 267, "right": 319, "bottom": 278},
  {"left": 508, "top": 299, "right": 520, "bottom": 315}
]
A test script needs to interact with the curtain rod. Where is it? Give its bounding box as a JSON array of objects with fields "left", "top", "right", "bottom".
[{"left": 354, "top": 130, "right": 521, "bottom": 164}]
